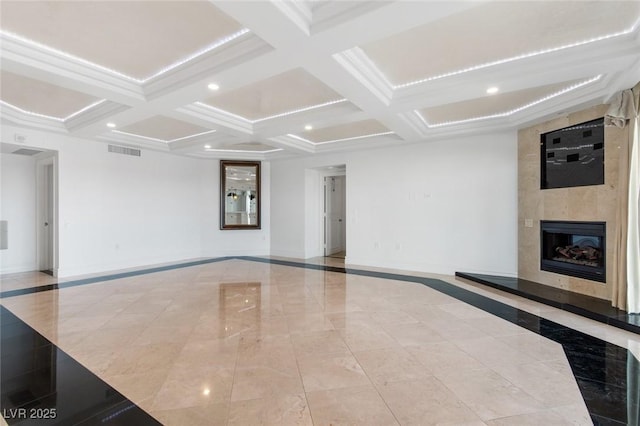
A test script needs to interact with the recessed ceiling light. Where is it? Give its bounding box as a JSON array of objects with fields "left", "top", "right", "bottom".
[
  {"left": 207, "top": 83, "right": 220, "bottom": 91},
  {"left": 204, "top": 144, "right": 211, "bottom": 149},
  {"left": 486, "top": 86, "right": 499, "bottom": 95},
  {"left": 106, "top": 122, "right": 116, "bottom": 128},
  {"left": 304, "top": 124, "right": 313, "bottom": 131}
]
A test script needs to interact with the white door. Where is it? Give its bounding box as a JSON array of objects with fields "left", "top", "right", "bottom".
[
  {"left": 38, "top": 162, "right": 54, "bottom": 271},
  {"left": 324, "top": 176, "right": 346, "bottom": 256}
]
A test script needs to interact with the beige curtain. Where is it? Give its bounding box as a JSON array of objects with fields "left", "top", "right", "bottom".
[
  {"left": 627, "top": 84, "right": 640, "bottom": 314},
  {"left": 606, "top": 82, "right": 640, "bottom": 313}
]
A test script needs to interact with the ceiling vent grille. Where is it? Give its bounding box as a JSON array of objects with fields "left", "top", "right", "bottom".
[
  {"left": 12, "top": 148, "right": 43, "bottom": 156},
  {"left": 108, "top": 145, "right": 141, "bottom": 157}
]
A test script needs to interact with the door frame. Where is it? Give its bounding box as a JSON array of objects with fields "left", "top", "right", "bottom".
[
  {"left": 321, "top": 169, "right": 346, "bottom": 257},
  {"left": 35, "top": 153, "right": 58, "bottom": 276}
]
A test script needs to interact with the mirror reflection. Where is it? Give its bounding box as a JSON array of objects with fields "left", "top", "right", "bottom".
[{"left": 220, "top": 160, "right": 260, "bottom": 229}]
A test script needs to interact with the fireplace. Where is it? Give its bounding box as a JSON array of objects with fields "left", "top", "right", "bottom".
[{"left": 540, "top": 221, "right": 606, "bottom": 282}]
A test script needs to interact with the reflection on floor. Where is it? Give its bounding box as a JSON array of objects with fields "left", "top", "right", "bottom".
[
  {"left": 1, "top": 257, "right": 638, "bottom": 425},
  {"left": 326, "top": 251, "right": 346, "bottom": 259}
]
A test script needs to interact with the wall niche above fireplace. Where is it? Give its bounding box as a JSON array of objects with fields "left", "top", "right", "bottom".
[
  {"left": 540, "top": 221, "right": 606, "bottom": 283},
  {"left": 540, "top": 117, "right": 604, "bottom": 190}
]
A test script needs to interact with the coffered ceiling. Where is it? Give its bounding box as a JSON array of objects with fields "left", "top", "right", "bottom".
[{"left": 1, "top": 1, "right": 639, "bottom": 160}]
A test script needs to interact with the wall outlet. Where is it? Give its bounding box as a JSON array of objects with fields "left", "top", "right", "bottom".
[{"left": 524, "top": 218, "right": 533, "bottom": 228}]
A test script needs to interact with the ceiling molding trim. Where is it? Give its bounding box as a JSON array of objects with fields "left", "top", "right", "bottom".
[
  {"left": 267, "top": 135, "right": 317, "bottom": 153},
  {"left": 0, "top": 31, "right": 145, "bottom": 101},
  {"left": 396, "top": 111, "right": 431, "bottom": 137},
  {"left": 111, "top": 130, "right": 166, "bottom": 143},
  {"left": 0, "top": 28, "right": 252, "bottom": 84},
  {"left": 393, "top": 23, "right": 639, "bottom": 90},
  {"left": 98, "top": 133, "right": 170, "bottom": 152},
  {"left": 0, "top": 101, "right": 68, "bottom": 133},
  {"left": 310, "top": 1, "right": 392, "bottom": 34},
  {"left": 206, "top": 147, "right": 282, "bottom": 154},
  {"left": 142, "top": 33, "right": 272, "bottom": 100},
  {"left": 252, "top": 99, "right": 349, "bottom": 123},
  {"left": 64, "top": 101, "right": 130, "bottom": 133},
  {"left": 286, "top": 131, "right": 396, "bottom": 145},
  {"left": 142, "top": 29, "right": 251, "bottom": 82},
  {"left": 415, "top": 75, "right": 602, "bottom": 129},
  {"left": 191, "top": 98, "right": 349, "bottom": 129},
  {"left": 179, "top": 103, "right": 254, "bottom": 134},
  {"left": 333, "top": 47, "right": 394, "bottom": 105},
  {"left": 0, "top": 100, "right": 63, "bottom": 122},
  {"left": 271, "top": 0, "right": 312, "bottom": 35},
  {"left": 108, "top": 129, "right": 217, "bottom": 145},
  {"left": 312, "top": 134, "right": 400, "bottom": 154},
  {"left": 509, "top": 80, "right": 613, "bottom": 128},
  {"left": 189, "top": 152, "right": 265, "bottom": 160},
  {"left": 64, "top": 100, "right": 108, "bottom": 120},
  {"left": 168, "top": 131, "right": 236, "bottom": 152}
]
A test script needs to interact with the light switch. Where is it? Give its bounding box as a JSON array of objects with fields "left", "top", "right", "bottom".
[{"left": 524, "top": 218, "right": 533, "bottom": 228}]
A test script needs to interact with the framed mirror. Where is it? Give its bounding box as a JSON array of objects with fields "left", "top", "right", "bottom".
[{"left": 220, "top": 160, "right": 261, "bottom": 230}]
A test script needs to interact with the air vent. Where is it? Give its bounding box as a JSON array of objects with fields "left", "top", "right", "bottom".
[
  {"left": 108, "top": 145, "right": 141, "bottom": 157},
  {"left": 12, "top": 148, "right": 43, "bottom": 156}
]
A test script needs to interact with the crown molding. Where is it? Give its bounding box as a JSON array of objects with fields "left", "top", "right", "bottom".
[
  {"left": 0, "top": 32, "right": 144, "bottom": 102},
  {"left": 143, "top": 33, "right": 273, "bottom": 100},
  {"left": 64, "top": 101, "right": 130, "bottom": 133},
  {"left": 190, "top": 148, "right": 277, "bottom": 160},
  {"left": 312, "top": 133, "right": 401, "bottom": 154},
  {"left": 0, "top": 103, "right": 67, "bottom": 133},
  {"left": 179, "top": 103, "right": 254, "bottom": 134},
  {"left": 310, "top": 1, "right": 391, "bottom": 34},
  {"left": 167, "top": 131, "right": 234, "bottom": 152},
  {"left": 271, "top": 0, "right": 312, "bottom": 35},
  {"left": 267, "top": 135, "right": 317, "bottom": 154},
  {"left": 333, "top": 47, "right": 393, "bottom": 105},
  {"left": 397, "top": 111, "right": 430, "bottom": 138}
]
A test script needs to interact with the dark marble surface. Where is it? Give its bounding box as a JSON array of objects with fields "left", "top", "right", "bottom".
[
  {"left": 455, "top": 272, "right": 640, "bottom": 335},
  {"left": 0, "top": 306, "right": 160, "bottom": 425}
]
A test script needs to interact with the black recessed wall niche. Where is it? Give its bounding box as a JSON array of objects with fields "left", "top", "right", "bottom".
[{"left": 540, "top": 117, "right": 605, "bottom": 189}]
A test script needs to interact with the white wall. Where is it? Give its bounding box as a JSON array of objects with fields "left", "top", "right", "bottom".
[
  {"left": 271, "top": 131, "right": 518, "bottom": 276},
  {"left": 1, "top": 125, "right": 270, "bottom": 277},
  {"left": 200, "top": 160, "right": 270, "bottom": 257},
  {"left": 0, "top": 153, "right": 37, "bottom": 273}
]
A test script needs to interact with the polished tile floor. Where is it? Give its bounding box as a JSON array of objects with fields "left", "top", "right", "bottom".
[{"left": 1, "top": 257, "right": 639, "bottom": 425}]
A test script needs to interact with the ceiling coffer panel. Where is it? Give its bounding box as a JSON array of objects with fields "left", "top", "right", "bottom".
[
  {"left": 0, "top": 1, "right": 245, "bottom": 80},
  {"left": 0, "top": 71, "right": 100, "bottom": 119},
  {"left": 203, "top": 68, "right": 344, "bottom": 120},
  {"left": 418, "top": 79, "right": 585, "bottom": 125},
  {"left": 119, "top": 116, "right": 212, "bottom": 141},
  {"left": 300, "top": 119, "right": 390, "bottom": 143},
  {"left": 361, "top": 1, "right": 640, "bottom": 85}
]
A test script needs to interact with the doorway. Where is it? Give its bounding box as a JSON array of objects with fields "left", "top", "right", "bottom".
[
  {"left": 324, "top": 175, "right": 346, "bottom": 258},
  {"left": 36, "top": 155, "right": 57, "bottom": 275}
]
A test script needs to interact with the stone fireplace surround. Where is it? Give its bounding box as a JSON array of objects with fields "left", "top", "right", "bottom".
[
  {"left": 456, "top": 103, "right": 638, "bottom": 334},
  {"left": 518, "top": 104, "right": 628, "bottom": 301}
]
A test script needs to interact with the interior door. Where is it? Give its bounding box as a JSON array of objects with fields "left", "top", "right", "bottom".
[
  {"left": 40, "top": 163, "right": 54, "bottom": 271},
  {"left": 325, "top": 176, "right": 346, "bottom": 256}
]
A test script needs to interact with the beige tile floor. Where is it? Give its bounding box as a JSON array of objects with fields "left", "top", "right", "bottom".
[{"left": 1, "top": 257, "right": 638, "bottom": 425}]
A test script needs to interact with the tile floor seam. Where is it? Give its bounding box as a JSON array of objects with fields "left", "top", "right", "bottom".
[
  {"left": 430, "top": 374, "right": 487, "bottom": 424},
  {"left": 2, "top": 258, "right": 637, "bottom": 424}
]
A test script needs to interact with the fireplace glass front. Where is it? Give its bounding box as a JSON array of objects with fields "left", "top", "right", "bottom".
[{"left": 540, "top": 221, "right": 606, "bottom": 282}]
